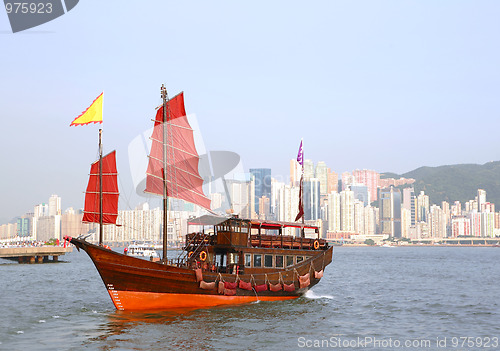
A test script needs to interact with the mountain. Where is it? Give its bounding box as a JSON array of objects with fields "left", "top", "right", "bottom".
[{"left": 381, "top": 161, "right": 500, "bottom": 206}]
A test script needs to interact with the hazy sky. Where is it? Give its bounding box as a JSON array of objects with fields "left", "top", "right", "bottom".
[{"left": 1, "top": 1, "right": 500, "bottom": 224}]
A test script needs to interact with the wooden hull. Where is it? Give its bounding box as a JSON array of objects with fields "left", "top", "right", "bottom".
[{"left": 68, "top": 237, "right": 333, "bottom": 310}]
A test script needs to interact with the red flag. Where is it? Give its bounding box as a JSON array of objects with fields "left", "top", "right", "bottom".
[{"left": 295, "top": 175, "right": 304, "bottom": 221}]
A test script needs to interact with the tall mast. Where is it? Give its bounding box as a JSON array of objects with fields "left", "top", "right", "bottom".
[
  {"left": 161, "top": 84, "right": 169, "bottom": 262},
  {"left": 301, "top": 139, "right": 305, "bottom": 237},
  {"left": 99, "top": 128, "right": 103, "bottom": 245}
]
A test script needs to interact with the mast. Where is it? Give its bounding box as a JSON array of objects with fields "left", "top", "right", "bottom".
[
  {"left": 301, "top": 139, "right": 304, "bottom": 237},
  {"left": 161, "top": 84, "right": 169, "bottom": 262},
  {"left": 99, "top": 128, "right": 103, "bottom": 245}
]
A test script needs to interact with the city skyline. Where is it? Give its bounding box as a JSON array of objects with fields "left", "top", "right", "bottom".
[
  {"left": 2, "top": 161, "right": 499, "bottom": 243},
  {"left": 3, "top": 1, "right": 500, "bottom": 224}
]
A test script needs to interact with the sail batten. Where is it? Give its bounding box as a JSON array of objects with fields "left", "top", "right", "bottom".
[
  {"left": 83, "top": 150, "right": 119, "bottom": 224},
  {"left": 145, "top": 92, "right": 211, "bottom": 210}
]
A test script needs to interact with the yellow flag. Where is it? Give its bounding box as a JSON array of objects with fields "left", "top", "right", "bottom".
[{"left": 70, "top": 92, "right": 103, "bottom": 126}]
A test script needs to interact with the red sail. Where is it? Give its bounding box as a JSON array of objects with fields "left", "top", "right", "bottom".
[
  {"left": 83, "top": 151, "right": 119, "bottom": 224},
  {"left": 145, "top": 92, "right": 211, "bottom": 210}
]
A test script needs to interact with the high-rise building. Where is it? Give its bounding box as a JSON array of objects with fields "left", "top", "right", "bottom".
[
  {"left": 429, "top": 205, "right": 446, "bottom": 238},
  {"left": 16, "top": 217, "right": 31, "bottom": 237},
  {"left": 340, "top": 189, "right": 354, "bottom": 232},
  {"left": 327, "top": 191, "right": 341, "bottom": 232},
  {"left": 303, "top": 159, "right": 314, "bottom": 180},
  {"left": 351, "top": 185, "right": 369, "bottom": 206},
  {"left": 290, "top": 160, "right": 302, "bottom": 186},
  {"left": 327, "top": 169, "right": 338, "bottom": 194},
  {"left": 379, "top": 187, "right": 402, "bottom": 238},
  {"left": 315, "top": 162, "right": 328, "bottom": 196},
  {"left": 341, "top": 172, "right": 353, "bottom": 191},
  {"left": 304, "top": 178, "right": 320, "bottom": 220},
  {"left": 477, "top": 189, "right": 486, "bottom": 212},
  {"left": 258, "top": 196, "right": 271, "bottom": 219},
  {"left": 417, "top": 191, "right": 429, "bottom": 222},
  {"left": 48, "top": 194, "right": 61, "bottom": 216},
  {"left": 402, "top": 188, "right": 416, "bottom": 226},
  {"left": 451, "top": 216, "right": 470, "bottom": 237},
  {"left": 353, "top": 169, "right": 380, "bottom": 202},
  {"left": 249, "top": 168, "right": 272, "bottom": 213},
  {"left": 353, "top": 200, "right": 364, "bottom": 234}
]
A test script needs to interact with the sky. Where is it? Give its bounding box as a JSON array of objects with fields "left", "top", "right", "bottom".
[{"left": 1, "top": 0, "right": 500, "bottom": 224}]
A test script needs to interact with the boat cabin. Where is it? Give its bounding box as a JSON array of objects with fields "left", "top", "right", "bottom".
[{"left": 179, "top": 215, "right": 328, "bottom": 274}]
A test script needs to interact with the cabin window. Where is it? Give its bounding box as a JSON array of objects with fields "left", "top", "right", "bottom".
[
  {"left": 275, "top": 255, "right": 284, "bottom": 268},
  {"left": 286, "top": 255, "right": 294, "bottom": 267},
  {"left": 296, "top": 256, "right": 304, "bottom": 264},
  {"left": 253, "top": 254, "right": 262, "bottom": 267},
  {"left": 245, "top": 254, "right": 251, "bottom": 267},
  {"left": 305, "top": 256, "right": 311, "bottom": 261},
  {"left": 229, "top": 253, "right": 239, "bottom": 264},
  {"left": 264, "top": 255, "right": 273, "bottom": 268}
]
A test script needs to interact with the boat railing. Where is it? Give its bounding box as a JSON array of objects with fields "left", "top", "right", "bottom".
[{"left": 249, "top": 234, "right": 327, "bottom": 250}]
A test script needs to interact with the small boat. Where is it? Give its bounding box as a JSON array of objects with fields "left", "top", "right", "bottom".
[
  {"left": 125, "top": 241, "right": 160, "bottom": 260},
  {"left": 65, "top": 85, "right": 333, "bottom": 310}
]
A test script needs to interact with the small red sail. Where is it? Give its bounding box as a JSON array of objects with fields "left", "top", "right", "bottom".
[
  {"left": 145, "top": 92, "right": 211, "bottom": 210},
  {"left": 83, "top": 151, "right": 119, "bottom": 224}
]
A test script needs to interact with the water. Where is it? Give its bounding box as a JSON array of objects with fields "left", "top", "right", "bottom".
[{"left": 1, "top": 247, "right": 499, "bottom": 350}]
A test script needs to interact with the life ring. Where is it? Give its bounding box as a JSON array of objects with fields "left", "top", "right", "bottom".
[
  {"left": 200, "top": 250, "right": 207, "bottom": 261},
  {"left": 188, "top": 251, "right": 193, "bottom": 258},
  {"left": 313, "top": 240, "right": 320, "bottom": 250}
]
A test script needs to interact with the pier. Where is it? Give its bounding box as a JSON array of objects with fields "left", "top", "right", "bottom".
[{"left": 0, "top": 246, "right": 73, "bottom": 263}]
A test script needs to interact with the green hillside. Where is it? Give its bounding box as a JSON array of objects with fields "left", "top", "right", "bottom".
[{"left": 381, "top": 161, "right": 500, "bottom": 207}]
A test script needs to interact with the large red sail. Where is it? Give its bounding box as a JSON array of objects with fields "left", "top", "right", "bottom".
[
  {"left": 145, "top": 92, "right": 211, "bottom": 210},
  {"left": 83, "top": 151, "right": 119, "bottom": 224}
]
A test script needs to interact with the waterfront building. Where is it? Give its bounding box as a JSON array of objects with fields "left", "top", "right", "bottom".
[
  {"left": 340, "top": 189, "right": 354, "bottom": 232},
  {"left": 315, "top": 161, "right": 328, "bottom": 196},
  {"left": 48, "top": 194, "right": 61, "bottom": 216},
  {"left": 226, "top": 175, "right": 256, "bottom": 219},
  {"left": 351, "top": 185, "right": 369, "bottom": 206},
  {"left": 249, "top": 168, "right": 271, "bottom": 213},
  {"left": 470, "top": 212, "right": 481, "bottom": 237},
  {"left": 417, "top": 191, "right": 429, "bottom": 223},
  {"left": 303, "top": 159, "right": 314, "bottom": 180},
  {"left": 353, "top": 199, "right": 364, "bottom": 234},
  {"left": 210, "top": 193, "right": 223, "bottom": 211},
  {"left": 17, "top": 216, "right": 31, "bottom": 237},
  {"left": 429, "top": 205, "right": 446, "bottom": 238},
  {"left": 352, "top": 169, "right": 379, "bottom": 202},
  {"left": 477, "top": 189, "right": 486, "bottom": 212},
  {"left": 379, "top": 186, "right": 402, "bottom": 238},
  {"left": 363, "top": 205, "right": 376, "bottom": 235},
  {"left": 451, "top": 201, "right": 462, "bottom": 216},
  {"left": 341, "top": 172, "right": 353, "bottom": 191},
  {"left": 258, "top": 196, "right": 271, "bottom": 219},
  {"left": 327, "top": 191, "right": 341, "bottom": 232},
  {"left": 290, "top": 159, "right": 302, "bottom": 187},
  {"left": 276, "top": 184, "right": 300, "bottom": 236},
  {"left": 327, "top": 169, "right": 338, "bottom": 194},
  {"left": 481, "top": 212, "right": 495, "bottom": 237},
  {"left": 451, "top": 216, "right": 470, "bottom": 237},
  {"left": 304, "top": 178, "right": 320, "bottom": 220},
  {"left": 401, "top": 207, "right": 411, "bottom": 238}
]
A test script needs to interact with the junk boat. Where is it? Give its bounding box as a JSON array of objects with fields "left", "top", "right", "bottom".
[{"left": 65, "top": 85, "right": 333, "bottom": 310}]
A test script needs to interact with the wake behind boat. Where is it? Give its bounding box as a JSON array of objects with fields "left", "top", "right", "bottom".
[{"left": 65, "top": 85, "right": 333, "bottom": 310}]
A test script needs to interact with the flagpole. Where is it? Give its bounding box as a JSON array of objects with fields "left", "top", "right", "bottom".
[{"left": 99, "top": 128, "right": 103, "bottom": 245}]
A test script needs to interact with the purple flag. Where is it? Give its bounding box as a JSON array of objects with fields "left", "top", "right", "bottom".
[{"left": 296, "top": 140, "right": 303, "bottom": 167}]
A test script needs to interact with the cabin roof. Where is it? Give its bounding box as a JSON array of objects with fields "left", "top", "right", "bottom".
[{"left": 188, "top": 215, "right": 318, "bottom": 231}]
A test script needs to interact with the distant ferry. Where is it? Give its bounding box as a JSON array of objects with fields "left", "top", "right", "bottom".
[{"left": 125, "top": 241, "right": 160, "bottom": 260}]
